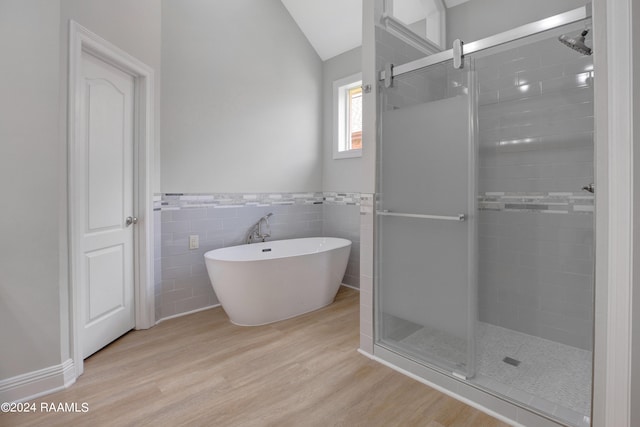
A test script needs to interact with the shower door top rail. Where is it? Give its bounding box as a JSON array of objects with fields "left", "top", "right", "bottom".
[
  {"left": 379, "top": 4, "right": 591, "bottom": 82},
  {"left": 377, "top": 210, "right": 466, "bottom": 222}
]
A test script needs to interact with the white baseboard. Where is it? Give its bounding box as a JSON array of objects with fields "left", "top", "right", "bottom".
[
  {"left": 155, "top": 304, "right": 221, "bottom": 325},
  {"left": 0, "top": 359, "right": 75, "bottom": 403},
  {"left": 340, "top": 283, "right": 360, "bottom": 291},
  {"left": 357, "top": 348, "right": 374, "bottom": 358}
]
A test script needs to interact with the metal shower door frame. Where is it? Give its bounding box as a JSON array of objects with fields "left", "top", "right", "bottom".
[{"left": 379, "top": 4, "right": 591, "bottom": 84}]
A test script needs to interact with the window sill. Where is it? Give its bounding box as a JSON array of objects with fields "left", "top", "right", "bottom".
[{"left": 333, "top": 149, "right": 362, "bottom": 160}]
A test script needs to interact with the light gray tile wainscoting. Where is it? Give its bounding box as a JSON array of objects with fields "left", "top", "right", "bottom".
[
  {"left": 359, "top": 193, "right": 375, "bottom": 354},
  {"left": 153, "top": 207, "right": 163, "bottom": 321},
  {"left": 154, "top": 192, "right": 361, "bottom": 321},
  {"left": 322, "top": 192, "right": 361, "bottom": 288}
]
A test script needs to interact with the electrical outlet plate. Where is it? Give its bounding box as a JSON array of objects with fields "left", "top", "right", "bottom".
[{"left": 189, "top": 235, "right": 199, "bottom": 250}]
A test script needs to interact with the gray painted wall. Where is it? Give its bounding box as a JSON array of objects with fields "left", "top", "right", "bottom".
[
  {"left": 632, "top": 0, "right": 640, "bottom": 420},
  {"left": 446, "top": 0, "right": 588, "bottom": 47},
  {"left": 0, "top": 0, "right": 63, "bottom": 380},
  {"left": 322, "top": 46, "right": 363, "bottom": 192},
  {"left": 161, "top": 0, "right": 323, "bottom": 194},
  {"left": 0, "top": 0, "right": 162, "bottom": 385},
  {"left": 60, "top": 0, "right": 162, "bottom": 192}
]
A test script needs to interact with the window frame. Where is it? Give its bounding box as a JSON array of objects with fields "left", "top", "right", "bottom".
[{"left": 333, "top": 72, "right": 363, "bottom": 159}]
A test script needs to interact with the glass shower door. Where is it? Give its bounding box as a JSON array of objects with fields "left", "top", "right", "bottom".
[
  {"left": 376, "top": 58, "right": 476, "bottom": 379},
  {"left": 469, "top": 20, "right": 594, "bottom": 426}
]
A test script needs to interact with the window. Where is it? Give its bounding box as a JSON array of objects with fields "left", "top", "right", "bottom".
[{"left": 333, "top": 72, "right": 363, "bottom": 159}]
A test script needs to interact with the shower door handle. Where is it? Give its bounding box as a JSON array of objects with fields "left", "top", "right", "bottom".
[{"left": 377, "top": 211, "right": 466, "bottom": 221}]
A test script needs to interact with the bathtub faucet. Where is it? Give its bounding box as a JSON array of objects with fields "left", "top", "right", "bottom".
[{"left": 246, "top": 213, "right": 273, "bottom": 244}]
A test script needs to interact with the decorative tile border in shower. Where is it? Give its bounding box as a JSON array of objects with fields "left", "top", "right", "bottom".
[
  {"left": 478, "top": 192, "right": 594, "bottom": 214},
  {"left": 154, "top": 192, "right": 362, "bottom": 211},
  {"left": 153, "top": 190, "right": 596, "bottom": 213},
  {"left": 323, "top": 192, "right": 361, "bottom": 206},
  {"left": 359, "top": 193, "right": 374, "bottom": 215}
]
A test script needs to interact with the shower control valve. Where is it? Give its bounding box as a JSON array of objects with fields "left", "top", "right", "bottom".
[{"left": 581, "top": 183, "right": 595, "bottom": 194}]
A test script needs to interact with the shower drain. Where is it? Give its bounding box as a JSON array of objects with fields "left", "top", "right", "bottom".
[{"left": 503, "top": 356, "right": 521, "bottom": 367}]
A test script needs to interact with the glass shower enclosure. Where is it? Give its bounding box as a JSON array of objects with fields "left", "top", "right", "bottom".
[
  {"left": 377, "top": 57, "right": 476, "bottom": 380},
  {"left": 375, "top": 7, "right": 594, "bottom": 427}
]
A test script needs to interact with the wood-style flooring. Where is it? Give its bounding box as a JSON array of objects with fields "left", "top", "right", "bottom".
[{"left": 2, "top": 287, "right": 509, "bottom": 427}]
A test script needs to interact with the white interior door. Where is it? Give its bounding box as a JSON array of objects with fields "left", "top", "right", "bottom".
[{"left": 78, "top": 52, "right": 135, "bottom": 358}]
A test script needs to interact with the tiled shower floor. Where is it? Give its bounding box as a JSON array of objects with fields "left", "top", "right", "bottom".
[{"left": 391, "top": 319, "right": 592, "bottom": 427}]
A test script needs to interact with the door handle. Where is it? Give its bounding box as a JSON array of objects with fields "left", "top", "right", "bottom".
[{"left": 125, "top": 216, "right": 138, "bottom": 226}]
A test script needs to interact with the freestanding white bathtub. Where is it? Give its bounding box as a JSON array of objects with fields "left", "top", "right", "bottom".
[{"left": 204, "top": 237, "right": 352, "bottom": 326}]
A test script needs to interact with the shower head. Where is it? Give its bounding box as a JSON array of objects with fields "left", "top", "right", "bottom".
[{"left": 558, "top": 30, "right": 592, "bottom": 56}]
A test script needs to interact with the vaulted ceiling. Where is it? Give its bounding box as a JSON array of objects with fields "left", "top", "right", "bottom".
[
  {"left": 279, "top": 0, "right": 363, "bottom": 61},
  {"left": 279, "top": 0, "right": 471, "bottom": 61}
]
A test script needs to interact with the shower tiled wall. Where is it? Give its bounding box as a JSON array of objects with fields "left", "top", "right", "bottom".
[
  {"left": 476, "top": 30, "right": 595, "bottom": 350},
  {"left": 476, "top": 33, "right": 594, "bottom": 194},
  {"left": 154, "top": 192, "right": 361, "bottom": 322},
  {"left": 478, "top": 210, "right": 594, "bottom": 350}
]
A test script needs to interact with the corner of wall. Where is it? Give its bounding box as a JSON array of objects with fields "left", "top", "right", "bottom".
[{"left": 0, "top": 359, "right": 75, "bottom": 403}]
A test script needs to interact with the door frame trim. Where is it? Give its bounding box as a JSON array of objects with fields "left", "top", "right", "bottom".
[{"left": 68, "top": 21, "right": 155, "bottom": 377}]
